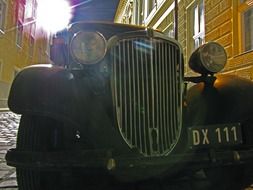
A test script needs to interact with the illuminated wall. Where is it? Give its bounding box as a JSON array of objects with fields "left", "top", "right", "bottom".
[
  {"left": 0, "top": 0, "right": 50, "bottom": 108},
  {"left": 115, "top": 0, "right": 253, "bottom": 78}
]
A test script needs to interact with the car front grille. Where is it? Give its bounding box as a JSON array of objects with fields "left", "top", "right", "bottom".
[{"left": 111, "top": 36, "right": 183, "bottom": 157}]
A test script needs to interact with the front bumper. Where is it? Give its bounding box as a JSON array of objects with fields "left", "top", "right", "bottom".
[{"left": 5, "top": 148, "right": 253, "bottom": 171}]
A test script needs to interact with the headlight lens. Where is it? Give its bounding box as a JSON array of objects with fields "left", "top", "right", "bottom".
[
  {"left": 200, "top": 42, "right": 227, "bottom": 73},
  {"left": 70, "top": 31, "right": 107, "bottom": 64},
  {"left": 189, "top": 42, "right": 227, "bottom": 74}
]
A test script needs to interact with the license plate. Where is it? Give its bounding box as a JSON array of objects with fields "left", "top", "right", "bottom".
[{"left": 188, "top": 123, "right": 242, "bottom": 147}]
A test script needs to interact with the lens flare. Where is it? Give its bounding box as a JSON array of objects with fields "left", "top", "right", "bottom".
[{"left": 37, "top": 0, "right": 72, "bottom": 33}]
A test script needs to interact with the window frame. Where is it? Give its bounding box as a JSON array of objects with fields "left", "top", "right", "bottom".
[
  {"left": 29, "top": 36, "right": 35, "bottom": 57},
  {"left": 16, "top": 20, "right": 23, "bottom": 47},
  {"left": 163, "top": 23, "right": 175, "bottom": 38},
  {"left": 121, "top": 1, "right": 134, "bottom": 24},
  {"left": 0, "top": 0, "right": 7, "bottom": 33},
  {"left": 0, "top": 60, "right": 3, "bottom": 80},
  {"left": 238, "top": 0, "right": 253, "bottom": 53},
  {"left": 192, "top": 0, "right": 205, "bottom": 49},
  {"left": 148, "top": 0, "right": 157, "bottom": 14},
  {"left": 24, "top": 0, "right": 36, "bottom": 35},
  {"left": 16, "top": 1, "right": 25, "bottom": 47},
  {"left": 186, "top": 0, "right": 205, "bottom": 61}
]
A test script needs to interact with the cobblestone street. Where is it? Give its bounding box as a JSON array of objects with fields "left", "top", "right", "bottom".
[
  {"left": 1, "top": 111, "right": 253, "bottom": 190},
  {"left": 0, "top": 111, "right": 19, "bottom": 190}
]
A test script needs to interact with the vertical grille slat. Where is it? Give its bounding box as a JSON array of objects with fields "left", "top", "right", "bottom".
[
  {"left": 167, "top": 45, "right": 173, "bottom": 145},
  {"left": 139, "top": 39, "right": 145, "bottom": 151},
  {"left": 158, "top": 42, "right": 164, "bottom": 152},
  {"left": 131, "top": 41, "right": 137, "bottom": 146},
  {"left": 164, "top": 43, "right": 170, "bottom": 147},
  {"left": 127, "top": 42, "right": 133, "bottom": 142},
  {"left": 112, "top": 37, "right": 182, "bottom": 157},
  {"left": 175, "top": 49, "right": 180, "bottom": 134},
  {"left": 154, "top": 41, "right": 160, "bottom": 153},
  {"left": 172, "top": 46, "right": 177, "bottom": 140},
  {"left": 162, "top": 43, "right": 168, "bottom": 151},
  {"left": 136, "top": 40, "right": 142, "bottom": 150}
]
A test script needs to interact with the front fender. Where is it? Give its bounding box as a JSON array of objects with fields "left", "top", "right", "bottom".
[
  {"left": 8, "top": 64, "right": 79, "bottom": 125},
  {"left": 8, "top": 64, "right": 130, "bottom": 151},
  {"left": 186, "top": 75, "right": 253, "bottom": 126}
]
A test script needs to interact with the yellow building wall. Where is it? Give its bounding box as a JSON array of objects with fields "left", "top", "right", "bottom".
[
  {"left": 0, "top": 0, "right": 49, "bottom": 108},
  {"left": 204, "top": 0, "right": 253, "bottom": 80},
  {"left": 115, "top": 0, "right": 253, "bottom": 79}
]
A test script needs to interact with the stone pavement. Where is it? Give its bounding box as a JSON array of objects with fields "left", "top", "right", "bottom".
[
  {"left": 0, "top": 111, "right": 253, "bottom": 190},
  {"left": 0, "top": 111, "right": 19, "bottom": 190}
]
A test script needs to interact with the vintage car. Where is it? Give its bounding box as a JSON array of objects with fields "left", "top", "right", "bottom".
[{"left": 5, "top": 21, "right": 253, "bottom": 190}]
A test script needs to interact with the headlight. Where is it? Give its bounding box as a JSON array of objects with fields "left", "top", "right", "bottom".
[
  {"left": 70, "top": 31, "right": 107, "bottom": 65},
  {"left": 189, "top": 42, "right": 227, "bottom": 74}
]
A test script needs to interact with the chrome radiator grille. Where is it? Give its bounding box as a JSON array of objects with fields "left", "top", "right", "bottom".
[{"left": 111, "top": 37, "right": 182, "bottom": 157}]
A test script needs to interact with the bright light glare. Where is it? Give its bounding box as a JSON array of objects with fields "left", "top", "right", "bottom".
[{"left": 37, "top": 0, "right": 72, "bottom": 33}]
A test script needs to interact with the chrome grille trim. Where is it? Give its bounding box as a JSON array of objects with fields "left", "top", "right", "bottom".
[{"left": 111, "top": 37, "right": 182, "bottom": 157}]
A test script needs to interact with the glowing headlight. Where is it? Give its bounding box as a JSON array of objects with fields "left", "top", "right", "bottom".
[
  {"left": 70, "top": 31, "right": 107, "bottom": 65},
  {"left": 189, "top": 42, "right": 227, "bottom": 74}
]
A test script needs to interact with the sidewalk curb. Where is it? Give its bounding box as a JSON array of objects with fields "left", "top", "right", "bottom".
[{"left": 0, "top": 108, "right": 9, "bottom": 112}]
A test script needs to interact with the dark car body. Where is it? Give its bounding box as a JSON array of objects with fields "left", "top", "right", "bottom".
[{"left": 5, "top": 22, "right": 253, "bottom": 189}]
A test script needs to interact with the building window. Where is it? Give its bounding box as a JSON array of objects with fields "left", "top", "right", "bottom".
[
  {"left": 156, "top": 0, "right": 163, "bottom": 7},
  {"left": 140, "top": 0, "right": 144, "bottom": 24},
  {"left": 143, "top": 0, "right": 156, "bottom": 18},
  {"left": 16, "top": 1, "right": 24, "bottom": 47},
  {"left": 187, "top": 0, "right": 205, "bottom": 57},
  {"left": 148, "top": 0, "right": 156, "bottom": 14},
  {"left": 25, "top": 0, "right": 33, "bottom": 19},
  {"left": 31, "top": 22, "right": 36, "bottom": 37},
  {"left": 122, "top": 1, "right": 133, "bottom": 24},
  {"left": 0, "top": 61, "right": 3, "bottom": 79},
  {"left": 239, "top": 0, "right": 253, "bottom": 52},
  {"left": 29, "top": 36, "right": 34, "bottom": 57},
  {"left": 163, "top": 23, "right": 175, "bottom": 38},
  {"left": 193, "top": 0, "right": 204, "bottom": 49},
  {"left": 25, "top": 0, "right": 37, "bottom": 36},
  {"left": 16, "top": 21, "right": 23, "bottom": 47},
  {"left": 0, "top": 0, "right": 7, "bottom": 32},
  {"left": 244, "top": 8, "right": 253, "bottom": 51}
]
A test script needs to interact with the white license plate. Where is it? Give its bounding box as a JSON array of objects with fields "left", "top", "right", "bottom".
[{"left": 188, "top": 123, "right": 242, "bottom": 147}]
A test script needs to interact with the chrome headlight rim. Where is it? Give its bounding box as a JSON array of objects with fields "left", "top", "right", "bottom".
[
  {"left": 70, "top": 31, "right": 107, "bottom": 65},
  {"left": 199, "top": 41, "right": 227, "bottom": 73}
]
